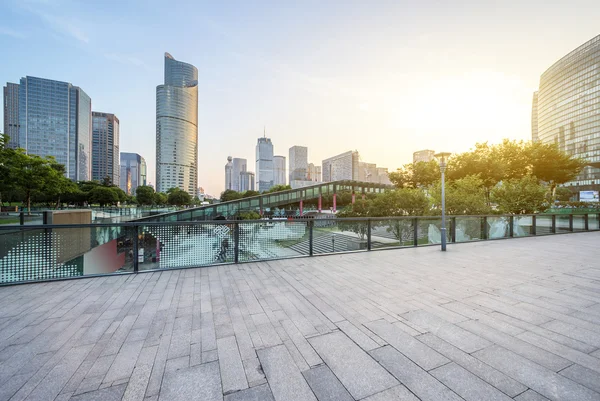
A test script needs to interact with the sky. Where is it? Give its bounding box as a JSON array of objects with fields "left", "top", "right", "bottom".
[{"left": 1, "top": 0, "right": 600, "bottom": 196}]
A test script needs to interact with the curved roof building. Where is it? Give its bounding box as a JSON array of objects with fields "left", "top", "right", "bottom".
[
  {"left": 535, "top": 35, "right": 600, "bottom": 192},
  {"left": 156, "top": 52, "right": 198, "bottom": 195}
]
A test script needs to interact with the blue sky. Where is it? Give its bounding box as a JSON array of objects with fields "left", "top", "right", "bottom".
[{"left": 1, "top": 0, "right": 600, "bottom": 195}]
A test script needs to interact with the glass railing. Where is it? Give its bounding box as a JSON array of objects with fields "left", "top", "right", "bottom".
[{"left": 1, "top": 213, "right": 599, "bottom": 285}]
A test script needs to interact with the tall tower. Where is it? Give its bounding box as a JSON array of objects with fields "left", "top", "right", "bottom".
[
  {"left": 531, "top": 91, "right": 539, "bottom": 143},
  {"left": 256, "top": 136, "right": 274, "bottom": 192},
  {"left": 3, "top": 82, "right": 20, "bottom": 149},
  {"left": 92, "top": 112, "right": 120, "bottom": 184},
  {"left": 225, "top": 156, "right": 233, "bottom": 191},
  {"left": 156, "top": 52, "right": 198, "bottom": 195}
]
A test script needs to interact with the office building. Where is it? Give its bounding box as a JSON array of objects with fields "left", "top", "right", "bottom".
[
  {"left": 531, "top": 92, "right": 539, "bottom": 143},
  {"left": 3, "top": 82, "right": 20, "bottom": 149},
  {"left": 156, "top": 52, "right": 198, "bottom": 196},
  {"left": 289, "top": 146, "right": 308, "bottom": 181},
  {"left": 256, "top": 136, "right": 274, "bottom": 191},
  {"left": 322, "top": 151, "right": 359, "bottom": 181},
  {"left": 307, "top": 163, "right": 322, "bottom": 182},
  {"left": 535, "top": 34, "right": 600, "bottom": 192},
  {"left": 273, "top": 155, "right": 286, "bottom": 186},
  {"left": 240, "top": 171, "right": 255, "bottom": 192},
  {"left": 413, "top": 149, "right": 435, "bottom": 164},
  {"left": 377, "top": 167, "right": 391, "bottom": 185},
  {"left": 358, "top": 162, "right": 378, "bottom": 182},
  {"left": 91, "top": 112, "right": 120, "bottom": 184},
  {"left": 120, "top": 153, "right": 147, "bottom": 195},
  {"left": 225, "top": 156, "right": 248, "bottom": 192},
  {"left": 16, "top": 76, "right": 91, "bottom": 180}
]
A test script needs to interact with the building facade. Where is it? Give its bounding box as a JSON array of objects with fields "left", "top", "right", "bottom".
[
  {"left": 289, "top": 146, "right": 308, "bottom": 181},
  {"left": 273, "top": 155, "right": 286, "bottom": 186},
  {"left": 413, "top": 149, "right": 435, "bottom": 164},
  {"left": 91, "top": 112, "right": 120, "bottom": 184},
  {"left": 531, "top": 91, "right": 539, "bottom": 143},
  {"left": 322, "top": 151, "right": 359, "bottom": 182},
  {"left": 240, "top": 171, "right": 255, "bottom": 192},
  {"left": 16, "top": 76, "right": 92, "bottom": 181},
  {"left": 307, "top": 163, "right": 322, "bottom": 182},
  {"left": 225, "top": 156, "right": 234, "bottom": 191},
  {"left": 120, "top": 153, "right": 147, "bottom": 195},
  {"left": 156, "top": 52, "right": 198, "bottom": 195},
  {"left": 535, "top": 34, "right": 600, "bottom": 192},
  {"left": 3, "top": 82, "right": 20, "bottom": 149},
  {"left": 225, "top": 156, "right": 248, "bottom": 192},
  {"left": 256, "top": 137, "right": 274, "bottom": 192}
]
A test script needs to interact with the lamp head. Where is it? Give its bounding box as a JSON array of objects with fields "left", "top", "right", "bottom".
[{"left": 434, "top": 152, "right": 451, "bottom": 171}]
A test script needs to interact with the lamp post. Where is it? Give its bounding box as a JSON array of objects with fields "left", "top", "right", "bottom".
[{"left": 435, "top": 152, "right": 451, "bottom": 251}]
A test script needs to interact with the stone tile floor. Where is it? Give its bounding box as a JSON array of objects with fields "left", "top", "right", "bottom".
[{"left": 1, "top": 232, "right": 600, "bottom": 401}]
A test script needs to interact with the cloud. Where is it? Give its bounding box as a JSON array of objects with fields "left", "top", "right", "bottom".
[
  {"left": 0, "top": 27, "right": 27, "bottom": 39},
  {"left": 104, "top": 53, "right": 152, "bottom": 71},
  {"left": 17, "top": 1, "right": 89, "bottom": 44},
  {"left": 37, "top": 12, "right": 89, "bottom": 43}
]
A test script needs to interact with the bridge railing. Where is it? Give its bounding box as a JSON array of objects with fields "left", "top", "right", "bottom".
[{"left": 1, "top": 213, "right": 598, "bottom": 285}]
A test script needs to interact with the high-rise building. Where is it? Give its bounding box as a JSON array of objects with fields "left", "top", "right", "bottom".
[
  {"left": 289, "top": 146, "right": 308, "bottom": 181},
  {"left": 376, "top": 167, "right": 391, "bottom": 185},
  {"left": 322, "top": 151, "right": 359, "bottom": 181},
  {"left": 358, "top": 162, "right": 378, "bottom": 182},
  {"left": 120, "top": 153, "right": 147, "bottom": 195},
  {"left": 413, "top": 149, "right": 435, "bottom": 164},
  {"left": 3, "top": 82, "right": 20, "bottom": 149},
  {"left": 225, "top": 156, "right": 233, "bottom": 191},
  {"left": 256, "top": 136, "right": 274, "bottom": 192},
  {"left": 17, "top": 76, "right": 92, "bottom": 180},
  {"left": 531, "top": 91, "right": 539, "bottom": 143},
  {"left": 273, "top": 155, "right": 286, "bottom": 186},
  {"left": 156, "top": 52, "right": 198, "bottom": 196},
  {"left": 307, "top": 163, "right": 322, "bottom": 182},
  {"left": 225, "top": 156, "right": 248, "bottom": 192},
  {"left": 535, "top": 34, "right": 600, "bottom": 192},
  {"left": 240, "top": 171, "right": 255, "bottom": 192},
  {"left": 91, "top": 112, "right": 120, "bottom": 184}
]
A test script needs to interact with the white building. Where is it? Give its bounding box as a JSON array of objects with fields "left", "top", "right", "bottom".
[
  {"left": 322, "top": 151, "right": 359, "bottom": 181},
  {"left": 273, "top": 155, "right": 286, "bottom": 186}
]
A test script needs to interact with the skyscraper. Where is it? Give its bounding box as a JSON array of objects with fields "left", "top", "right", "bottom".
[
  {"left": 156, "top": 52, "right": 198, "bottom": 196},
  {"left": 531, "top": 91, "right": 539, "bottom": 143},
  {"left": 322, "top": 151, "right": 359, "bottom": 182},
  {"left": 92, "top": 112, "right": 120, "bottom": 184},
  {"left": 273, "top": 155, "right": 286, "bottom": 186},
  {"left": 289, "top": 146, "right": 308, "bottom": 182},
  {"left": 17, "top": 76, "right": 91, "bottom": 181},
  {"left": 256, "top": 136, "right": 274, "bottom": 192},
  {"left": 225, "top": 156, "right": 248, "bottom": 192},
  {"left": 3, "top": 82, "right": 19, "bottom": 149},
  {"left": 307, "top": 163, "right": 322, "bottom": 182},
  {"left": 120, "top": 153, "right": 147, "bottom": 195},
  {"left": 225, "top": 156, "right": 234, "bottom": 191},
  {"left": 535, "top": 34, "right": 600, "bottom": 192},
  {"left": 413, "top": 150, "right": 435, "bottom": 163},
  {"left": 240, "top": 171, "right": 255, "bottom": 192}
]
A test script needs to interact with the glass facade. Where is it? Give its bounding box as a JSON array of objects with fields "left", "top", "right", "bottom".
[
  {"left": 156, "top": 53, "right": 198, "bottom": 196},
  {"left": 273, "top": 155, "right": 286, "bottom": 186},
  {"left": 92, "top": 112, "right": 120, "bottom": 184},
  {"left": 256, "top": 137, "right": 274, "bottom": 192},
  {"left": 531, "top": 91, "right": 539, "bottom": 142},
  {"left": 120, "top": 152, "right": 146, "bottom": 195},
  {"left": 536, "top": 34, "right": 600, "bottom": 191},
  {"left": 17, "top": 76, "right": 91, "bottom": 181},
  {"left": 3, "top": 82, "right": 20, "bottom": 149}
]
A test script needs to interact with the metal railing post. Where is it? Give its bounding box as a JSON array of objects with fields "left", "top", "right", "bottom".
[
  {"left": 585, "top": 213, "right": 589, "bottom": 231},
  {"left": 509, "top": 216, "right": 514, "bottom": 238},
  {"left": 532, "top": 215, "right": 537, "bottom": 236},
  {"left": 569, "top": 214, "right": 574, "bottom": 232},
  {"left": 133, "top": 224, "right": 139, "bottom": 273},
  {"left": 367, "top": 219, "right": 372, "bottom": 251},
  {"left": 481, "top": 216, "right": 488, "bottom": 240},
  {"left": 451, "top": 217, "right": 456, "bottom": 243},
  {"left": 413, "top": 217, "right": 418, "bottom": 247},
  {"left": 552, "top": 214, "right": 556, "bottom": 234},
  {"left": 309, "top": 220, "right": 314, "bottom": 256},
  {"left": 234, "top": 222, "right": 240, "bottom": 263},
  {"left": 19, "top": 212, "right": 24, "bottom": 225}
]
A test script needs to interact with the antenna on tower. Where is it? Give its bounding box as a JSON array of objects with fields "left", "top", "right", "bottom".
[{"left": 263, "top": 125, "right": 266, "bottom": 138}]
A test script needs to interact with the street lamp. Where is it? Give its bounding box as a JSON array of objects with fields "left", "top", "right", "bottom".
[{"left": 435, "top": 152, "right": 451, "bottom": 251}]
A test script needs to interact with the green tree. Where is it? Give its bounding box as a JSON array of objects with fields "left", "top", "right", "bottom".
[
  {"left": 136, "top": 185, "right": 156, "bottom": 205},
  {"left": 44, "top": 161, "right": 78, "bottom": 209},
  {"left": 0, "top": 135, "right": 19, "bottom": 206},
  {"left": 266, "top": 184, "right": 291, "bottom": 193},
  {"left": 389, "top": 161, "right": 439, "bottom": 189},
  {"left": 429, "top": 175, "right": 491, "bottom": 215},
  {"left": 220, "top": 189, "right": 243, "bottom": 202},
  {"left": 491, "top": 175, "right": 550, "bottom": 214},
  {"left": 13, "top": 152, "right": 60, "bottom": 214},
  {"left": 242, "top": 190, "right": 260, "bottom": 198},
  {"left": 154, "top": 192, "right": 168, "bottom": 205},
  {"left": 337, "top": 199, "right": 371, "bottom": 240},
  {"left": 529, "top": 142, "right": 585, "bottom": 197},
  {"left": 238, "top": 211, "right": 261, "bottom": 220},
  {"left": 167, "top": 188, "right": 192, "bottom": 205},
  {"left": 88, "top": 186, "right": 118, "bottom": 207},
  {"left": 369, "top": 189, "right": 429, "bottom": 217}
]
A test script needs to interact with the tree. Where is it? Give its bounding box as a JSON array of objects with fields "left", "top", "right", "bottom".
[
  {"left": 337, "top": 199, "right": 371, "bottom": 240},
  {"left": 13, "top": 152, "right": 60, "bottom": 214},
  {"left": 491, "top": 175, "right": 550, "bottom": 214},
  {"left": 136, "top": 185, "right": 156, "bottom": 205},
  {"left": 154, "top": 192, "right": 168, "bottom": 205},
  {"left": 266, "top": 184, "right": 291, "bottom": 193},
  {"left": 389, "top": 161, "right": 439, "bottom": 189},
  {"left": 369, "top": 189, "right": 430, "bottom": 217},
  {"left": 88, "top": 186, "right": 118, "bottom": 207},
  {"left": 220, "top": 189, "right": 243, "bottom": 202},
  {"left": 44, "top": 161, "right": 78, "bottom": 208},
  {"left": 0, "top": 135, "right": 19, "bottom": 206},
  {"left": 529, "top": 142, "right": 585, "bottom": 197},
  {"left": 238, "top": 211, "right": 261, "bottom": 220},
  {"left": 167, "top": 188, "right": 192, "bottom": 206},
  {"left": 429, "top": 175, "right": 491, "bottom": 215},
  {"left": 242, "top": 190, "right": 260, "bottom": 198}
]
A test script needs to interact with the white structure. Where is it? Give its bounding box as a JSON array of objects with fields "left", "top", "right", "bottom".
[
  {"left": 322, "top": 151, "right": 359, "bottom": 181},
  {"left": 289, "top": 146, "right": 308, "bottom": 182},
  {"left": 307, "top": 163, "right": 322, "bottom": 182},
  {"left": 413, "top": 150, "right": 435, "bottom": 164},
  {"left": 225, "top": 156, "right": 233, "bottom": 191},
  {"left": 156, "top": 52, "right": 198, "bottom": 196},
  {"left": 240, "top": 171, "right": 255, "bottom": 192},
  {"left": 273, "top": 156, "right": 286, "bottom": 186},
  {"left": 256, "top": 136, "right": 274, "bottom": 192}
]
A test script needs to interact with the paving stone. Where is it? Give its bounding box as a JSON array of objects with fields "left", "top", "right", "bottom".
[
  {"left": 430, "top": 362, "right": 513, "bottom": 401},
  {"left": 370, "top": 345, "right": 463, "bottom": 401},
  {"left": 559, "top": 364, "right": 600, "bottom": 394},
  {"left": 218, "top": 336, "right": 249, "bottom": 394},
  {"left": 335, "top": 320, "right": 380, "bottom": 351},
  {"left": 361, "top": 385, "right": 420, "bottom": 401},
  {"left": 164, "top": 356, "right": 189, "bottom": 373},
  {"left": 403, "top": 310, "right": 491, "bottom": 353},
  {"left": 69, "top": 383, "right": 127, "bottom": 401},
  {"left": 158, "top": 361, "right": 222, "bottom": 401},
  {"left": 308, "top": 331, "right": 397, "bottom": 400},
  {"left": 365, "top": 319, "right": 449, "bottom": 371},
  {"left": 302, "top": 364, "right": 353, "bottom": 401},
  {"left": 473, "top": 345, "right": 600, "bottom": 401},
  {"left": 541, "top": 319, "right": 600, "bottom": 348},
  {"left": 242, "top": 357, "right": 266, "bottom": 386},
  {"left": 224, "top": 383, "right": 275, "bottom": 401},
  {"left": 104, "top": 340, "right": 144, "bottom": 383},
  {"left": 256, "top": 344, "right": 317, "bottom": 401},
  {"left": 417, "top": 333, "right": 527, "bottom": 397},
  {"left": 514, "top": 390, "right": 551, "bottom": 401},
  {"left": 74, "top": 376, "right": 103, "bottom": 396}
]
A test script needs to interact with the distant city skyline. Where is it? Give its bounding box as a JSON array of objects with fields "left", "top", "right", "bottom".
[{"left": 1, "top": 1, "right": 599, "bottom": 195}]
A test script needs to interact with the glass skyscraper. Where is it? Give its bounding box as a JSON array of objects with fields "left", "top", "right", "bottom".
[
  {"left": 92, "top": 112, "right": 120, "bottom": 184},
  {"left": 156, "top": 52, "right": 198, "bottom": 196},
  {"left": 120, "top": 153, "right": 147, "bottom": 195},
  {"left": 256, "top": 136, "right": 274, "bottom": 192},
  {"left": 3, "top": 82, "right": 20, "bottom": 149},
  {"left": 16, "top": 76, "right": 91, "bottom": 181},
  {"left": 535, "top": 34, "right": 600, "bottom": 192}
]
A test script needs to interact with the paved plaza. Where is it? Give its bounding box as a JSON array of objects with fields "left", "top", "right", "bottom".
[{"left": 1, "top": 233, "right": 600, "bottom": 400}]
